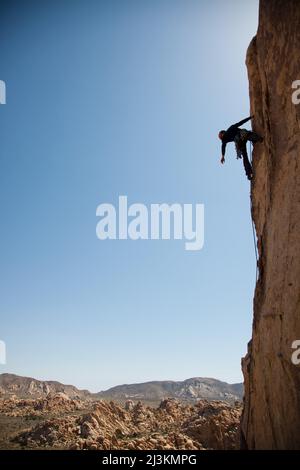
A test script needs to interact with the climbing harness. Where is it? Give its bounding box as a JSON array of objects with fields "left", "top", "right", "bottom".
[{"left": 234, "top": 129, "right": 249, "bottom": 159}]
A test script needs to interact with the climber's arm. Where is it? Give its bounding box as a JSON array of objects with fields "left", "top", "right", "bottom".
[
  {"left": 233, "top": 115, "right": 254, "bottom": 128},
  {"left": 221, "top": 141, "right": 226, "bottom": 163}
]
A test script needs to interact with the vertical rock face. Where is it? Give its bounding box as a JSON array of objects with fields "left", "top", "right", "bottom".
[{"left": 241, "top": 0, "right": 300, "bottom": 449}]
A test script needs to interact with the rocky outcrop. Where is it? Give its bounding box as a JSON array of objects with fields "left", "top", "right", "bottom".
[
  {"left": 0, "top": 373, "right": 242, "bottom": 404},
  {"left": 0, "top": 393, "right": 85, "bottom": 418},
  {"left": 241, "top": 0, "right": 300, "bottom": 449},
  {"left": 97, "top": 377, "right": 243, "bottom": 403},
  {"left": 13, "top": 398, "right": 241, "bottom": 450},
  {"left": 0, "top": 374, "right": 90, "bottom": 400}
]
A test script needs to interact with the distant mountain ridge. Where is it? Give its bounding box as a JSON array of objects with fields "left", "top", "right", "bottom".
[
  {"left": 0, "top": 374, "right": 90, "bottom": 399},
  {"left": 0, "top": 373, "right": 243, "bottom": 403},
  {"left": 96, "top": 377, "right": 243, "bottom": 403}
]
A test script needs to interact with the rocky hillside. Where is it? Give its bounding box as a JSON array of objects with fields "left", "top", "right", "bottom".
[
  {"left": 0, "top": 373, "right": 243, "bottom": 404},
  {"left": 97, "top": 378, "right": 243, "bottom": 404},
  {"left": 0, "top": 395, "right": 241, "bottom": 450},
  {"left": 0, "top": 374, "right": 90, "bottom": 400},
  {"left": 241, "top": 0, "right": 300, "bottom": 449}
]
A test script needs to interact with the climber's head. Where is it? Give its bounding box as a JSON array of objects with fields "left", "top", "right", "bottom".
[{"left": 218, "top": 130, "right": 225, "bottom": 140}]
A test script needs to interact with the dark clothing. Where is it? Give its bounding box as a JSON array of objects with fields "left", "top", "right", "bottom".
[
  {"left": 235, "top": 130, "right": 263, "bottom": 179},
  {"left": 221, "top": 116, "right": 252, "bottom": 157},
  {"left": 240, "top": 142, "right": 253, "bottom": 180}
]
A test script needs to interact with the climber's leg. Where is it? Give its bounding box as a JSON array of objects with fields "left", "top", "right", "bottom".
[
  {"left": 234, "top": 135, "right": 243, "bottom": 159},
  {"left": 247, "top": 131, "right": 263, "bottom": 143},
  {"left": 241, "top": 146, "right": 253, "bottom": 180}
]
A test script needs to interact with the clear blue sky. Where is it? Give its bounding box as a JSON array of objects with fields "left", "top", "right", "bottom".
[{"left": 0, "top": 0, "right": 259, "bottom": 391}]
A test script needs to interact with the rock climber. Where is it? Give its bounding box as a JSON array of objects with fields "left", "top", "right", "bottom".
[{"left": 218, "top": 115, "right": 263, "bottom": 180}]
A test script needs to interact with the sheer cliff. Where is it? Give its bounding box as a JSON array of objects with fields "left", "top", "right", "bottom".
[{"left": 241, "top": 0, "right": 300, "bottom": 449}]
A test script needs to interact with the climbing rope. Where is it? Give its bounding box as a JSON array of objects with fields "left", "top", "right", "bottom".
[{"left": 249, "top": 141, "right": 259, "bottom": 283}]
